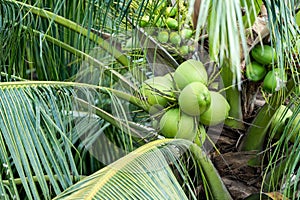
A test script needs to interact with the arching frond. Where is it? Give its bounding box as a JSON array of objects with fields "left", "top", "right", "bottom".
[
  {"left": 53, "top": 139, "right": 232, "bottom": 200},
  {"left": 0, "top": 81, "right": 153, "bottom": 199}
]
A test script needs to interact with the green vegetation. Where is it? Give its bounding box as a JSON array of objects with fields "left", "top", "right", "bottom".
[{"left": 0, "top": 0, "right": 299, "bottom": 199}]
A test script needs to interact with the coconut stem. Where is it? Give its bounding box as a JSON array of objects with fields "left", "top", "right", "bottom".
[
  {"left": 190, "top": 144, "right": 233, "bottom": 200},
  {"left": 220, "top": 62, "right": 245, "bottom": 129}
]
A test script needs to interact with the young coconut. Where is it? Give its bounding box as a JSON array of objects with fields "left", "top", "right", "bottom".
[
  {"left": 159, "top": 108, "right": 197, "bottom": 140},
  {"left": 179, "top": 46, "right": 189, "bottom": 56},
  {"left": 165, "top": 6, "right": 178, "bottom": 17},
  {"left": 140, "top": 76, "right": 174, "bottom": 106},
  {"left": 174, "top": 59, "right": 208, "bottom": 89},
  {"left": 200, "top": 91, "right": 230, "bottom": 126},
  {"left": 263, "top": 68, "right": 287, "bottom": 93},
  {"left": 176, "top": 113, "right": 198, "bottom": 140},
  {"left": 251, "top": 45, "right": 277, "bottom": 65},
  {"left": 178, "top": 82, "right": 211, "bottom": 116},
  {"left": 245, "top": 61, "right": 267, "bottom": 82},
  {"left": 139, "top": 16, "right": 150, "bottom": 27},
  {"left": 159, "top": 108, "right": 180, "bottom": 138},
  {"left": 157, "top": 31, "right": 169, "bottom": 44},
  {"left": 169, "top": 32, "right": 181, "bottom": 46},
  {"left": 166, "top": 18, "right": 179, "bottom": 30},
  {"left": 180, "top": 28, "right": 193, "bottom": 40}
]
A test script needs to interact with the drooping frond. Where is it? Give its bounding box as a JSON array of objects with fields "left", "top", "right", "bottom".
[
  {"left": 0, "top": 81, "right": 153, "bottom": 199},
  {"left": 53, "top": 139, "right": 232, "bottom": 200}
]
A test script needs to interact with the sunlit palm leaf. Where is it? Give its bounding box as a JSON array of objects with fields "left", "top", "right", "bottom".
[
  {"left": 53, "top": 139, "right": 232, "bottom": 200},
  {"left": 0, "top": 84, "right": 80, "bottom": 199}
]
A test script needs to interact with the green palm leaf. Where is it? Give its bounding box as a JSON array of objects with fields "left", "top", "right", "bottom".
[
  {"left": 53, "top": 139, "right": 232, "bottom": 200},
  {"left": 0, "top": 84, "right": 79, "bottom": 199},
  {"left": 0, "top": 81, "right": 156, "bottom": 199}
]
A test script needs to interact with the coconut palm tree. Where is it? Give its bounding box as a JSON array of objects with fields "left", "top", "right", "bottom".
[{"left": 0, "top": 0, "right": 299, "bottom": 199}]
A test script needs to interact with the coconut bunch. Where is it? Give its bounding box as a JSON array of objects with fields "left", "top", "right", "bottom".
[
  {"left": 245, "top": 44, "right": 287, "bottom": 93},
  {"left": 140, "top": 59, "right": 231, "bottom": 145},
  {"left": 137, "top": 1, "right": 196, "bottom": 56}
]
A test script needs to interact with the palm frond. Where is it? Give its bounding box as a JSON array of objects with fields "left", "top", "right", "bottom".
[
  {"left": 0, "top": 81, "right": 154, "bottom": 199},
  {"left": 0, "top": 83, "right": 80, "bottom": 199},
  {"left": 53, "top": 139, "right": 232, "bottom": 200}
]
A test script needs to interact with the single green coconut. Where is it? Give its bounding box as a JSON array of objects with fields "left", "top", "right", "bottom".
[
  {"left": 180, "top": 28, "right": 193, "bottom": 40},
  {"left": 159, "top": 108, "right": 180, "bottom": 138},
  {"left": 174, "top": 59, "right": 208, "bottom": 89},
  {"left": 139, "top": 16, "right": 150, "bottom": 27},
  {"left": 159, "top": 108, "right": 197, "bottom": 140},
  {"left": 200, "top": 91, "right": 230, "bottom": 126},
  {"left": 251, "top": 45, "right": 277, "bottom": 65},
  {"left": 157, "top": 31, "right": 169, "bottom": 43},
  {"left": 169, "top": 32, "right": 181, "bottom": 46},
  {"left": 140, "top": 76, "right": 174, "bottom": 106},
  {"left": 179, "top": 46, "right": 189, "bottom": 56},
  {"left": 176, "top": 113, "right": 198, "bottom": 140},
  {"left": 165, "top": 6, "right": 178, "bottom": 17},
  {"left": 245, "top": 61, "right": 267, "bottom": 82},
  {"left": 166, "top": 18, "right": 179, "bottom": 30},
  {"left": 178, "top": 82, "right": 211, "bottom": 116},
  {"left": 263, "top": 68, "right": 287, "bottom": 93}
]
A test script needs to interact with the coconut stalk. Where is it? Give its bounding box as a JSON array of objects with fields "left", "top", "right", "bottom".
[
  {"left": 220, "top": 62, "right": 245, "bottom": 129},
  {"left": 190, "top": 144, "right": 233, "bottom": 200}
]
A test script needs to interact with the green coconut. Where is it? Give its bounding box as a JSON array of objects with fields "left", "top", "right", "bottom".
[
  {"left": 157, "top": 31, "right": 169, "bottom": 44},
  {"left": 245, "top": 61, "right": 267, "bottom": 82},
  {"left": 179, "top": 46, "right": 189, "bottom": 56},
  {"left": 166, "top": 18, "right": 179, "bottom": 30},
  {"left": 200, "top": 91, "right": 230, "bottom": 126},
  {"left": 169, "top": 32, "right": 181, "bottom": 46},
  {"left": 139, "top": 16, "right": 150, "bottom": 27},
  {"left": 178, "top": 82, "right": 211, "bottom": 116},
  {"left": 180, "top": 28, "right": 193, "bottom": 40},
  {"left": 165, "top": 6, "right": 178, "bottom": 17},
  {"left": 174, "top": 59, "right": 208, "bottom": 89},
  {"left": 159, "top": 108, "right": 180, "bottom": 138},
  {"left": 251, "top": 45, "right": 277, "bottom": 65},
  {"left": 141, "top": 76, "right": 174, "bottom": 106},
  {"left": 176, "top": 113, "right": 198, "bottom": 140},
  {"left": 159, "top": 108, "right": 197, "bottom": 140},
  {"left": 263, "top": 68, "right": 287, "bottom": 93}
]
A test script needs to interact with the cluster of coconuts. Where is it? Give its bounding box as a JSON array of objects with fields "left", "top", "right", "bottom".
[
  {"left": 245, "top": 44, "right": 287, "bottom": 93},
  {"left": 138, "top": 2, "right": 195, "bottom": 56},
  {"left": 140, "top": 59, "right": 230, "bottom": 144}
]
